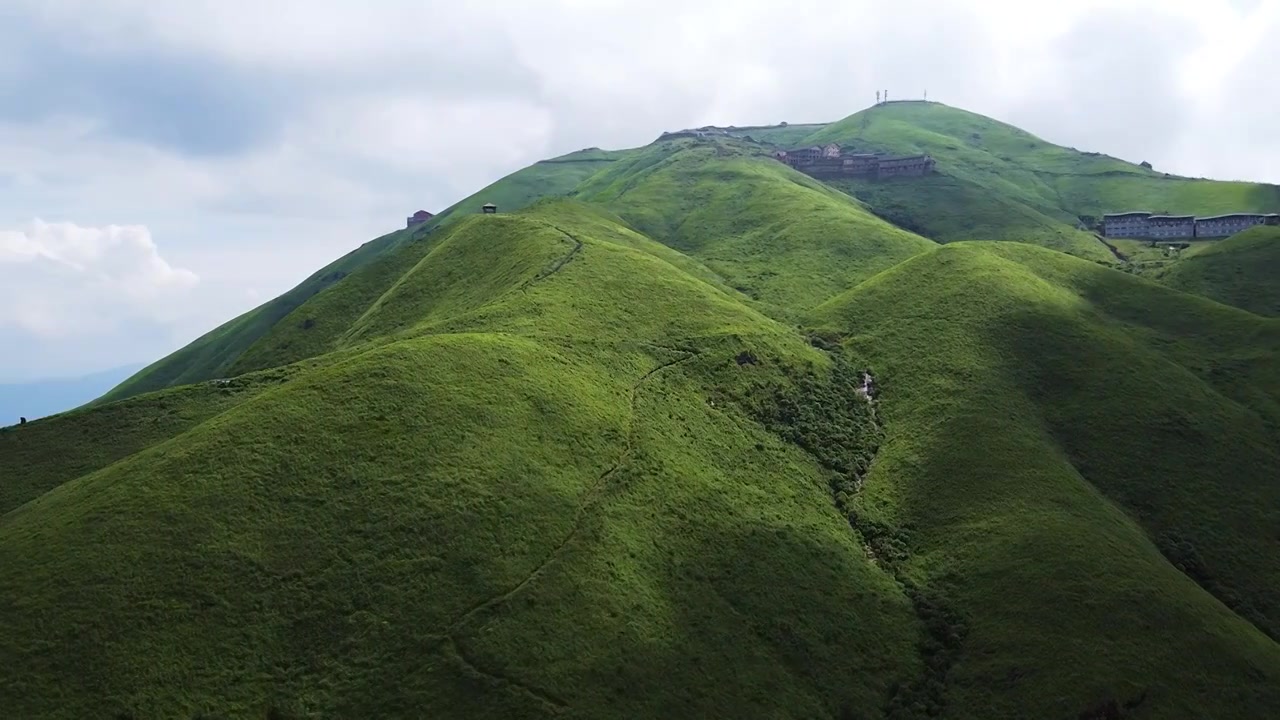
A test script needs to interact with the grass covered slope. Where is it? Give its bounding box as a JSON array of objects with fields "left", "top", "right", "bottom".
[
  {"left": 804, "top": 102, "right": 1280, "bottom": 260},
  {"left": 826, "top": 172, "right": 1104, "bottom": 258},
  {"left": 230, "top": 200, "right": 738, "bottom": 374},
  {"left": 0, "top": 365, "right": 295, "bottom": 516},
  {"left": 575, "top": 138, "right": 936, "bottom": 314},
  {"left": 97, "top": 225, "right": 416, "bottom": 404},
  {"left": 98, "top": 150, "right": 629, "bottom": 405},
  {"left": 811, "top": 243, "right": 1280, "bottom": 718},
  {"left": 1156, "top": 226, "right": 1280, "bottom": 317},
  {"left": 1, "top": 201, "right": 925, "bottom": 719}
]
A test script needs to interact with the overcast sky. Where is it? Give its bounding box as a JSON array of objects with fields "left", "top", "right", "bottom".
[{"left": 2, "top": 0, "right": 1277, "bottom": 381}]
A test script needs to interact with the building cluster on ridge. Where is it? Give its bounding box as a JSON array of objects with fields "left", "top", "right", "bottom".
[
  {"left": 1102, "top": 211, "right": 1280, "bottom": 240},
  {"left": 773, "top": 143, "right": 936, "bottom": 180}
]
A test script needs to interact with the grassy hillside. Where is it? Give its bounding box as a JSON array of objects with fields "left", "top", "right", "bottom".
[
  {"left": 825, "top": 173, "right": 1102, "bottom": 256},
  {"left": 1156, "top": 226, "right": 1280, "bottom": 316},
  {"left": 811, "top": 242, "right": 1280, "bottom": 718},
  {"left": 10, "top": 195, "right": 1280, "bottom": 718},
  {"left": 230, "top": 201, "right": 739, "bottom": 375},
  {"left": 575, "top": 138, "right": 937, "bottom": 315},
  {"left": 97, "top": 225, "right": 416, "bottom": 403},
  {"left": 804, "top": 102, "right": 1280, "bottom": 261},
  {"left": 98, "top": 149, "right": 628, "bottom": 405},
  {"left": 2, "top": 201, "right": 927, "bottom": 719},
  {"left": 0, "top": 365, "right": 295, "bottom": 516}
]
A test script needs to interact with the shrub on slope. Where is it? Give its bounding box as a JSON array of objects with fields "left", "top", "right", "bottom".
[{"left": 810, "top": 242, "right": 1280, "bottom": 718}]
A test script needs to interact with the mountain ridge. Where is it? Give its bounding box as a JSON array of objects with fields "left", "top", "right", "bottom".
[{"left": 98, "top": 102, "right": 1280, "bottom": 403}]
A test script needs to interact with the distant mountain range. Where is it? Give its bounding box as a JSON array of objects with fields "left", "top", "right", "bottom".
[{"left": 0, "top": 363, "right": 143, "bottom": 424}]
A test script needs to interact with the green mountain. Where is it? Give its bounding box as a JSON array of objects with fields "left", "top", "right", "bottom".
[{"left": 6, "top": 103, "right": 1280, "bottom": 719}]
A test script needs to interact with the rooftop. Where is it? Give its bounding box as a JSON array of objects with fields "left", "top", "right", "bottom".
[{"left": 1198, "top": 213, "right": 1269, "bottom": 221}]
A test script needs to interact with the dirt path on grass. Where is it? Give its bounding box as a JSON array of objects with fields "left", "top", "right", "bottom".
[{"left": 440, "top": 344, "right": 699, "bottom": 711}]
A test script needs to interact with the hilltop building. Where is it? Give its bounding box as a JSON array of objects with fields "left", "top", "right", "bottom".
[
  {"left": 406, "top": 210, "right": 434, "bottom": 228},
  {"left": 482, "top": 203, "right": 498, "bottom": 214},
  {"left": 1102, "top": 211, "right": 1280, "bottom": 239},
  {"left": 775, "top": 144, "right": 936, "bottom": 180}
]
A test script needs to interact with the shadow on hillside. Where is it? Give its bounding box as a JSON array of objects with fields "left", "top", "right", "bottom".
[
  {"left": 824, "top": 287, "right": 1280, "bottom": 717},
  {"left": 987, "top": 299, "right": 1280, "bottom": 643},
  {"left": 320, "top": 518, "right": 918, "bottom": 719}
]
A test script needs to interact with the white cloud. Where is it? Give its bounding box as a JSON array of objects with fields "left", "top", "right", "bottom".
[
  {"left": 0, "top": 220, "right": 197, "bottom": 338},
  {"left": 296, "top": 94, "right": 557, "bottom": 197}
]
